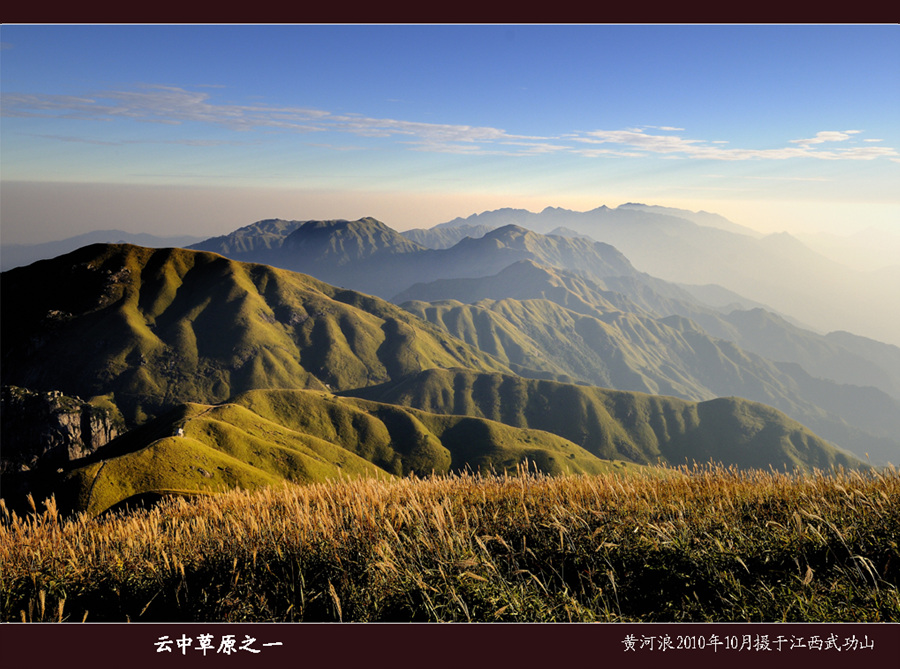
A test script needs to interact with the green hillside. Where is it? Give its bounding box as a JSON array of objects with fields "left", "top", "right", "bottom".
[
  {"left": 402, "top": 297, "right": 713, "bottom": 396},
  {"left": 194, "top": 218, "right": 900, "bottom": 404},
  {"left": 397, "top": 263, "right": 900, "bottom": 465},
  {"left": 0, "top": 236, "right": 877, "bottom": 518},
  {"left": 394, "top": 259, "right": 638, "bottom": 315},
  {"left": 346, "top": 368, "right": 864, "bottom": 472},
  {"left": 0, "top": 243, "right": 510, "bottom": 425},
  {"left": 55, "top": 388, "right": 646, "bottom": 515}
]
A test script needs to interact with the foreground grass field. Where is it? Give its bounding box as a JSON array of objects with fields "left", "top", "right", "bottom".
[{"left": 2, "top": 464, "right": 898, "bottom": 622}]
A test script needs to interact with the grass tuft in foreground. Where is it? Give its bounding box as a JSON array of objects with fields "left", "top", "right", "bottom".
[{"left": 2, "top": 464, "right": 898, "bottom": 622}]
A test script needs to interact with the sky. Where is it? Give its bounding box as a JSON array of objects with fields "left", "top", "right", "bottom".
[{"left": 1, "top": 24, "right": 898, "bottom": 245}]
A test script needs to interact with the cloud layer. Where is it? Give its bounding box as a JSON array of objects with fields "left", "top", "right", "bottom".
[
  {"left": 3, "top": 84, "right": 898, "bottom": 162},
  {"left": 573, "top": 128, "right": 897, "bottom": 161}
]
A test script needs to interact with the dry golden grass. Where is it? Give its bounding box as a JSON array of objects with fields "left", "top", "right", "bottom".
[{"left": 2, "top": 463, "right": 898, "bottom": 622}]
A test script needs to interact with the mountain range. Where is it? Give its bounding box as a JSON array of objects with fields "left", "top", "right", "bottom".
[
  {"left": 2, "top": 204, "right": 896, "bottom": 515},
  {"left": 406, "top": 204, "right": 899, "bottom": 347},
  {"left": 0, "top": 243, "right": 510, "bottom": 425},
  {"left": 184, "top": 213, "right": 900, "bottom": 465}
]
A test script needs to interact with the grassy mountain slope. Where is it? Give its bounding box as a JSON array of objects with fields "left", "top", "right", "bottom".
[
  {"left": 394, "top": 259, "right": 641, "bottom": 316},
  {"left": 397, "top": 261, "right": 900, "bottom": 464},
  {"left": 402, "top": 298, "right": 706, "bottom": 395},
  {"left": 0, "top": 243, "right": 510, "bottom": 425},
  {"left": 197, "top": 217, "right": 851, "bottom": 378},
  {"left": 51, "top": 366, "right": 861, "bottom": 516},
  {"left": 401, "top": 295, "right": 845, "bottom": 411},
  {"left": 54, "top": 388, "right": 644, "bottom": 515},
  {"left": 345, "top": 368, "right": 864, "bottom": 472},
  {"left": 1, "top": 230, "right": 205, "bottom": 272},
  {"left": 186, "top": 216, "right": 900, "bottom": 397}
]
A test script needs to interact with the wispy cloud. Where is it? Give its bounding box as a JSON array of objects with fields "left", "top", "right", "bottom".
[
  {"left": 714, "top": 175, "right": 834, "bottom": 182},
  {"left": 23, "top": 133, "right": 120, "bottom": 146},
  {"left": 3, "top": 85, "right": 898, "bottom": 162},
  {"left": 572, "top": 129, "right": 706, "bottom": 155},
  {"left": 789, "top": 130, "right": 860, "bottom": 146},
  {"left": 23, "top": 132, "right": 255, "bottom": 148},
  {"left": 1, "top": 84, "right": 549, "bottom": 155},
  {"left": 571, "top": 126, "right": 897, "bottom": 161}
]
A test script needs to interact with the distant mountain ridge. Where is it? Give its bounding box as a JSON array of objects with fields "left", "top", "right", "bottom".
[
  {"left": 796, "top": 227, "right": 900, "bottom": 272},
  {"left": 282, "top": 217, "right": 426, "bottom": 261},
  {"left": 426, "top": 205, "right": 899, "bottom": 346},
  {"left": 616, "top": 203, "right": 764, "bottom": 238},
  {"left": 391, "top": 248, "right": 900, "bottom": 404},
  {"left": 190, "top": 217, "right": 643, "bottom": 300},
  {"left": 188, "top": 218, "right": 304, "bottom": 257},
  {"left": 401, "top": 223, "right": 498, "bottom": 250}
]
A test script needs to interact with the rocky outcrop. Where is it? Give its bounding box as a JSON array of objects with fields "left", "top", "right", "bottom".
[{"left": 1, "top": 386, "right": 121, "bottom": 473}]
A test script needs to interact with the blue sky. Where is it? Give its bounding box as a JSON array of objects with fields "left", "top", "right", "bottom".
[{"left": 1, "top": 24, "right": 898, "bottom": 243}]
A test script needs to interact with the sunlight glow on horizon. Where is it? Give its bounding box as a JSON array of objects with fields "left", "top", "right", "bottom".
[{"left": 2, "top": 180, "right": 898, "bottom": 248}]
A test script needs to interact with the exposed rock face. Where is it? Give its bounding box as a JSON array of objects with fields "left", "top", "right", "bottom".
[{"left": 1, "top": 386, "right": 121, "bottom": 473}]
